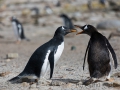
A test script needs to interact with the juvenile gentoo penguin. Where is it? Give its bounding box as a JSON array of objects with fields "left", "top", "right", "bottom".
[
  {"left": 8, "top": 26, "right": 77, "bottom": 84},
  {"left": 11, "top": 17, "right": 29, "bottom": 43},
  {"left": 75, "top": 24, "right": 118, "bottom": 85},
  {"left": 60, "top": 14, "right": 74, "bottom": 29}
]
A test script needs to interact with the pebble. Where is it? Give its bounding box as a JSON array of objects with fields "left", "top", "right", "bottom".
[
  {"left": 50, "top": 80, "right": 65, "bottom": 86},
  {"left": 6, "top": 53, "right": 19, "bottom": 59},
  {"left": 22, "top": 82, "right": 29, "bottom": 87},
  {"left": 0, "top": 71, "right": 10, "bottom": 77}
]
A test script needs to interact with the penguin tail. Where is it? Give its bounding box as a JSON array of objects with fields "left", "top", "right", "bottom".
[{"left": 8, "top": 76, "right": 21, "bottom": 83}]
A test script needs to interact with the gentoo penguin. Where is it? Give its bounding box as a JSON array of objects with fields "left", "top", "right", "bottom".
[
  {"left": 99, "top": 0, "right": 106, "bottom": 5},
  {"left": 8, "top": 26, "right": 77, "bottom": 84},
  {"left": 75, "top": 24, "right": 118, "bottom": 85},
  {"left": 11, "top": 17, "right": 29, "bottom": 43},
  {"left": 60, "top": 14, "right": 74, "bottom": 29},
  {"left": 31, "top": 7, "right": 39, "bottom": 25}
]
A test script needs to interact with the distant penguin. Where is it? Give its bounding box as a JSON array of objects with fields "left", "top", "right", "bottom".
[
  {"left": 8, "top": 26, "right": 77, "bottom": 84},
  {"left": 75, "top": 25, "right": 118, "bottom": 85},
  {"left": 99, "top": 0, "right": 106, "bottom": 5},
  {"left": 11, "top": 17, "right": 29, "bottom": 43},
  {"left": 60, "top": 14, "right": 74, "bottom": 29},
  {"left": 31, "top": 7, "right": 39, "bottom": 25}
]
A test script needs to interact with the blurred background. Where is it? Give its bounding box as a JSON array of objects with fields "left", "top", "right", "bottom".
[{"left": 0, "top": 0, "right": 120, "bottom": 40}]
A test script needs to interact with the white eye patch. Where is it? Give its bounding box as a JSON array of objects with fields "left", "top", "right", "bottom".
[
  {"left": 84, "top": 25, "right": 88, "bottom": 30},
  {"left": 62, "top": 26, "right": 64, "bottom": 29}
]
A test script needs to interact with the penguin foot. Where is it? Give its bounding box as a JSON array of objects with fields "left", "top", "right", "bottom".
[
  {"left": 106, "top": 78, "right": 114, "bottom": 82},
  {"left": 83, "top": 78, "right": 94, "bottom": 86},
  {"left": 83, "top": 78, "right": 100, "bottom": 85},
  {"left": 16, "top": 40, "right": 21, "bottom": 44}
]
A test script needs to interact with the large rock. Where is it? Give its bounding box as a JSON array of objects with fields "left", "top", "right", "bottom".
[{"left": 97, "top": 20, "right": 120, "bottom": 29}]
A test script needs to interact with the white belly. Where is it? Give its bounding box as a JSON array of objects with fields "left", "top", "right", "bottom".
[
  {"left": 41, "top": 50, "right": 51, "bottom": 77},
  {"left": 12, "top": 22, "right": 20, "bottom": 39},
  {"left": 54, "top": 42, "right": 64, "bottom": 64},
  {"left": 40, "top": 42, "right": 64, "bottom": 78}
]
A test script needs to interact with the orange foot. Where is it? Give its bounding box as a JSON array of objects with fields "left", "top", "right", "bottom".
[
  {"left": 16, "top": 41, "right": 21, "bottom": 44},
  {"left": 106, "top": 78, "right": 114, "bottom": 82}
]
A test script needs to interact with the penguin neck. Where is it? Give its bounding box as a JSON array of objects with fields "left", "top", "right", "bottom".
[
  {"left": 53, "top": 34, "right": 64, "bottom": 42},
  {"left": 88, "top": 30, "right": 98, "bottom": 36}
]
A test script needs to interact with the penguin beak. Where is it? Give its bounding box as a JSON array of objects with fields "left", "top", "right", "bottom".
[
  {"left": 70, "top": 29, "right": 77, "bottom": 33},
  {"left": 76, "top": 31, "right": 84, "bottom": 35},
  {"left": 74, "top": 25, "right": 84, "bottom": 35}
]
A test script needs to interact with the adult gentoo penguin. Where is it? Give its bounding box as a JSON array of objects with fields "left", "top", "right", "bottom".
[
  {"left": 8, "top": 26, "right": 77, "bottom": 84},
  {"left": 11, "top": 17, "right": 29, "bottom": 43},
  {"left": 75, "top": 24, "right": 118, "bottom": 85}
]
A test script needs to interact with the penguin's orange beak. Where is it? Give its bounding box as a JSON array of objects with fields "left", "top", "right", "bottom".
[
  {"left": 70, "top": 29, "right": 77, "bottom": 33},
  {"left": 74, "top": 25, "right": 84, "bottom": 35}
]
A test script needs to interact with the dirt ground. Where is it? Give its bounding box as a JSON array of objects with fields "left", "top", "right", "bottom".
[{"left": 0, "top": 16, "right": 120, "bottom": 90}]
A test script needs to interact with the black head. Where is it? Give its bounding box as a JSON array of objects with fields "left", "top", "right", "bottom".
[
  {"left": 54, "top": 26, "right": 77, "bottom": 37},
  {"left": 59, "top": 14, "right": 68, "bottom": 19},
  {"left": 75, "top": 24, "right": 97, "bottom": 36},
  {"left": 10, "top": 16, "right": 16, "bottom": 22}
]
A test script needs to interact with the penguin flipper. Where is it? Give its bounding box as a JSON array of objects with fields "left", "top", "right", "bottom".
[
  {"left": 48, "top": 51, "right": 54, "bottom": 79},
  {"left": 105, "top": 38, "right": 118, "bottom": 69},
  {"left": 83, "top": 39, "right": 90, "bottom": 70}
]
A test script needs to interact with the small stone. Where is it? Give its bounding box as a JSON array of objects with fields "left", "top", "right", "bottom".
[
  {"left": 66, "top": 68, "right": 74, "bottom": 71},
  {"left": 29, "top": 88, "right": 38, "bottom": 90},
  {"left": 71, "top": 46, "right": 76, "bottom": 51},
  {"left": 113, "top": 81, "right": 120, "bottom": 87},
  {"left": 30, "top": 83, "right": 37, "bottom": 88},
  {"left": 50, "top": 80, "right": 65, "bottom": 86},
  {"left": 77, "top": 81, "right": 82, "bottom": 85},
  {"left": 6, "top": 59, "right": 11, "bottom": 62},
  {"left": 6, "top": 53, "right": 19, "bottom": 59},
  {"left": 0, "top": 71, "right": 10, "bottom": 77},
  {"left": 22, "top": 82, "right": 29, "bottom": 87},
  {"left": 63, "top": 83, "right": 75, "bottom": 88},
  {"left": 29, "top": 83, "right": 39, "bottom": 90},
  {"left": 112, "top": 72, "right": 120, "bottom": 77}
]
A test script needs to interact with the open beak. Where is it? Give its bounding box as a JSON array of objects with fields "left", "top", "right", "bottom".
[
  {"left": 70, "top": 29, "right": 77, "bottom": 33},
  {"left": 74, "top": 25, "right": 84, "bottom": 35},
  {"left": 76, "top": 31, "right": 84, "bottom": 35}
]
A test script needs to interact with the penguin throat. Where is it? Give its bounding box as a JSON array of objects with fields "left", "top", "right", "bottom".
[
  {"left": 87, "top": 30, "right": 98, "bottom": 36},
  {"left": 53, "top": 34, "right": 64, "bottom": 41}
]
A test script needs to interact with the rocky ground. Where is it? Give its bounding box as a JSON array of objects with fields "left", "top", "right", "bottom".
[
  {"left": 0, "top": 0, "right": 120, "bottom": 90},
  {"left": 0, "top": 18, "right": 120, "bottom": 90}
]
